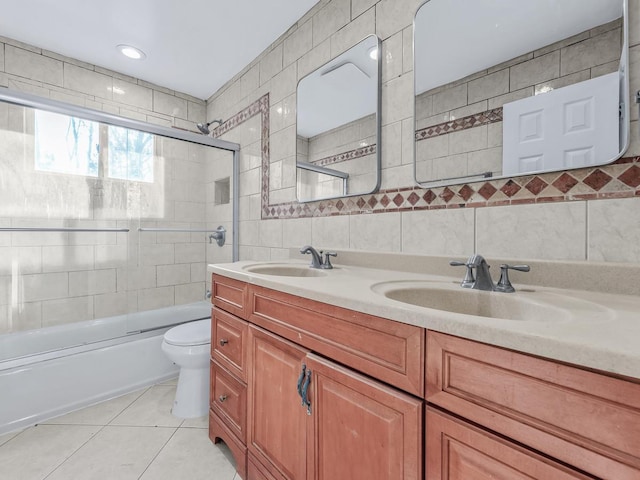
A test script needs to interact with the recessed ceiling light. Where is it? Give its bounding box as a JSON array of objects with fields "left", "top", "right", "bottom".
[{"left": 117, "top": 44, "right": 146, "bottom": 60}]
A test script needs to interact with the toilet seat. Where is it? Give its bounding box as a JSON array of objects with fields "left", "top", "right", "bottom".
[{"left": 164, "top": 319, "right": 210, "bottom": 346}]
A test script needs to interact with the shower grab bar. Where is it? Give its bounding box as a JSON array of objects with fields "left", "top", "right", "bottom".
[{"left": 0, "top": 227, "right": 130, "bottom": 232}]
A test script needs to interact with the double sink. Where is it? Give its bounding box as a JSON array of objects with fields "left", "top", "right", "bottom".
[{"left": 241, "top": 262, "right": 579, "bottom": 322}]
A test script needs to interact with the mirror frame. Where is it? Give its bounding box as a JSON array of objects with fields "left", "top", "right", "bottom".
[
  {"left": 412, "top": 0, "right": 630, "bottom": 189},
  {"left": 295, "top": 34, "right": 382, "bottom": 203}
]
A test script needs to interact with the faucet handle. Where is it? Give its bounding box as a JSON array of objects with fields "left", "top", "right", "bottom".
[
  {"left": 449, "top": 260, "right": 475, "bottom": 288},
  {"left": 321, "top": 251, "right": 337, "bottom": 269},
  {"left": 495, "top": 264, "right": 530, "bottom": 293}
]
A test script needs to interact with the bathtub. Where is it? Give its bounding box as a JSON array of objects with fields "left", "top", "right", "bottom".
[{"left": 0, "top": 301, "right": 211, "bottom": 435}]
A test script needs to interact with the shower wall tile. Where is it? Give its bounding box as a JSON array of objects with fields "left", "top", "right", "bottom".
[
  {"left": 175, "top": 282, "right": 205, "bottom": 304},
  {"left": 137, "top": 286, "right": 175, "bottom": 311},
  {"left": 42, "top": 296, "right": 94, "bottom": 327},
  {"left": 476, "top": 202, "right": 587, "bottom": 261},
  {"left": 588, "top": 198, "right": 640, "bottom": 263},
  {"left": 22, "top": 272, "right": 68, "bottom": 302},
  {"left": 157, "top": 264, "right": 191, "bottom": 287},
  {"left": 174, "top": 243, "right": 205, "bottom": 264},
  {"left": 41, "top": 246, "right": 94, "bottom": 273},
  {"left": 5, "top": 45, "right": 63, "bottom": 86},
  {"left": 69, "top": 269, "right": 117, "bottom": 297},
  {"left": 94, "top": 291, "right": 128, "bottom": 318},
  {"left": 0, "top": 246, "right": 42, "bottom": 275},
  {"left": 153, "top": 90, "right": 188, "bottom": 119},
  {"left": 187, "top": 100, "right": 206, "bottom": 123},
  {"left": 190, "top": 262, "right": 206, "bottom": 283},
  {"left": 95, "top": 245, "right": 128, "bottom": 269},
  {"left": 139, "top": 244, "right": 175, "bottom": 266},
  {"left": 0, "top": 43, "right": 4, "bottom": 72},
  {"left": 112, "top": 79, "right": 153, "bottom": 111},
  {"left": 63, "top": 63, "right": 113, "bottom": 100}
]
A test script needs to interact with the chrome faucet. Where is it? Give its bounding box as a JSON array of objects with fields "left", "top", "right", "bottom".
[
  {"left": 300, "top": 245, "right": 337, "bottom": 269},
  {"left": 450, "top": 254, "right": 529, "bottom": 292}
]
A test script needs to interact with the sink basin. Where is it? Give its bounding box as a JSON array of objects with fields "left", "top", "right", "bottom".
[
  {"left": 372, "top": 281, "right": 570, "bottom": 322},
  {"left": 243, "top": 264, "right": 328, "bottom": 277}
]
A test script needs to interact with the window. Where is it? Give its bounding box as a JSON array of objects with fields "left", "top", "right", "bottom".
[
  {"left": 107, "top": 126, "right": 154, "bottom": 182},
  {"left": 34, "top": 111, "right": 154, "bottom": 182},
  {"left": 35, "top": 110, "right": 99, "bottom": 177}
]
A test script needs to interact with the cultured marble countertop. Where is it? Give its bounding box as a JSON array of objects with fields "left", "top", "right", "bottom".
[{"left": 208, "top": 259, "right": 640, "bottom": 380}]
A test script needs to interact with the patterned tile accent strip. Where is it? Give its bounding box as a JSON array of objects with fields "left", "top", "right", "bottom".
[
  {"left": 314, "top": 145, "right": 377, "bottom": 167},
  {"left": 218, "top": 94, "right": 640, "bottom": 220},
  {"left": 415, "top": 108, "right": 503, "bottom": 141}
]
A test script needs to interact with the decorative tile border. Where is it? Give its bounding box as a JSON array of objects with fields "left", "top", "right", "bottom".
[
  {"left": 415, "top": 108, "right": 503, "bottom": 141},
  {"left": 218, "top": 94, "right": 640, "bottom": 220},
  {"left": 313, "top": 145, "right": 377, "bottom": 167}
]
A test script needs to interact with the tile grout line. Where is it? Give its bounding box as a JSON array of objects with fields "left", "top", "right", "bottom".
[
  {"left": 42, "top": 423, "right": 108, "bottom": 480},
  {"left": 135, "top": 425, "right": 181, "bottom": 480}
]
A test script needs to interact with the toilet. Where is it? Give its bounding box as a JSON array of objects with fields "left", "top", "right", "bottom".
[{"left": 161, "top": 319, "right": 211, "bottom": 418}]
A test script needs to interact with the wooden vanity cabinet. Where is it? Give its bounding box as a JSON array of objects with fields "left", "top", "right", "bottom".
[
  {"left": 426, "top": 331, "right": 640, "bottom": 480},
  {"left": 209, "top": 282, "right": 250, "bottom": 480},
  {"left": 211, "top": 274, "right": 424, "bottom": 480},
  {"left": 425, "top": 408, "right": 593, "bottom": 480}
]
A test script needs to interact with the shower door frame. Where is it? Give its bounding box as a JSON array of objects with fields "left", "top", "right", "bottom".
[{"left": 0, "top": 87, "right": 241, "bottom": 261}]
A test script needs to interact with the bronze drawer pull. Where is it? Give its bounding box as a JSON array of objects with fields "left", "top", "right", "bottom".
[
  {"left": 219, "top": 339, "right": 228, "bottom": 346},
  {"left": 219, "top": 395, "right": 228, "bottom": 403}
]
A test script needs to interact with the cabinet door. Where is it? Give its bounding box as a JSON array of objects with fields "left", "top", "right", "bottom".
[
  {"left": 247, "top": 325, "right": 311, "bottom": 480},
  {"left": 306, "top": 354, "right": 423, "bottom": 480},
  {"left": 426, "top": 408, "right": 592, "bottom": 480}
]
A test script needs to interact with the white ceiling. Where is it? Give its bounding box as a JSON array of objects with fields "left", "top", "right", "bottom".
[{"left": 0, "top": 0, "right": 319, "bottom": 100}]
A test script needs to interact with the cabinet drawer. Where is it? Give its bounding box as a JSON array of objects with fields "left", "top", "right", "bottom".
[
  {"left": 426, "top": 331, "right": 640, "bottom": 479},
  {"left": 249, "top": 284, "right": 424, "bottom": 396},
  {"left": 212, "top": 307, "right": 248, "bottom": 382},
  {"left": 426, "top": 408, "right": 591, "bottom": 480},
  {"left": 210, "top": 360, "right": 247, "bottom": 441},
  {"left": 212, "top": 274, "right": 248, "bottom": 319}
]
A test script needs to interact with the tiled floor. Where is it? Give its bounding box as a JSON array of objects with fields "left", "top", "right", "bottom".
[{"left": 0, "top": 379, "right": 239, "bottom": 480}]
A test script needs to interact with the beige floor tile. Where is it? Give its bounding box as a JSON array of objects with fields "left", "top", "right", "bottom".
[
  {"left": 109, "top": 385, "right": 182, "bottom": 427},
  {"left": 0, "top": 429, "right": 22, "bottom": 447},
  {"left": 139, "top": 428, "right": 236, "bottom": 480},
  {"left": 45, "top": 426, "right": 175, "bottom": 480},
  {"left": 43, "top": 389, "right": 147, "bottom": 426},
  {"left": 158, "top": 376, "right": 179, "bottom": 386},
  {"left": 180, "top": 415, "right": 208, "bottom": 429},
  {"left": 0, "top": 424, "right": 100, "bottom": 480}
]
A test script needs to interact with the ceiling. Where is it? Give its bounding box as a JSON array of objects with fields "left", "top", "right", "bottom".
[{"left": 0, "top": 0, "right": 319, "bottom": 100}]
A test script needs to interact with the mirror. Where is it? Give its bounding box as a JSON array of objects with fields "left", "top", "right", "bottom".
[
  {"left": 296, "top": 35, "right": 381, "bottom": 202},
  {"left": 414, "top": 0, "right": 629, "bottom": 187}
]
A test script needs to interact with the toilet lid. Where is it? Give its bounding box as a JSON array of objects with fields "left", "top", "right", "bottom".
[{"left": 164, "top": 319, "right": 211, "bottom": 346}]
